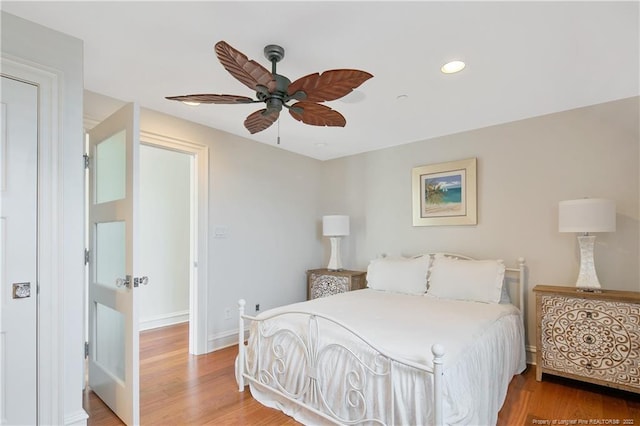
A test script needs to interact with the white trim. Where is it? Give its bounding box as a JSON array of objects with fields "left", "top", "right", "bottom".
[
  {"left": 1, "top": 55, "right": 74, "bottom": 424},
  {"left": 139, "top": 310, "right": 189, "bottom": 331},
  {"left": 208, "top": 328, "right": 250, "bottom": 352},
  {"left": 526, "top": 345, "right": 537, "bottom": 365},
  {"left": 138, "top": 131, "right": 209, "bottom": 355},
  {"left": 64, "top": 409, "right": 90, "bottom": 426}
]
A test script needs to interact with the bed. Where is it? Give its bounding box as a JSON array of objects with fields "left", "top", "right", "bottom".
[{"left": 236, "top": 253, "right": 527, "bottom": 425}]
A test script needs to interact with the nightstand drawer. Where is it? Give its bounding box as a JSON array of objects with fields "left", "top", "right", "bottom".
[
  {"left": 306, "top": 269, "right": 366, "bottom": 300},
  {"left": 534, "top": 285, "right": 640, "bottom": 394}
]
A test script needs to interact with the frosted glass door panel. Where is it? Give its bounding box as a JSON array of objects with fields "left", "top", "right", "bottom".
[
  {"left": 95, "top": 130, "right": 126, "bottom": 204},
  {"left": 95, "top": 302, "right": 125, "bottom": 382},
  {"left": 96, "top": 221, "right": 125, "bottom": 289},
  {"left": 87, "top": 102, "right": 140, "bottom": 425}
]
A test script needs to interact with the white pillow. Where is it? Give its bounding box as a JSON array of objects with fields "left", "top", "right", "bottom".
[
  {"left": 366, "top": 255, "right": 431, "bottom": 295},
  {"left": 427, "top": 256, "right": 506, "bottom": 303}
]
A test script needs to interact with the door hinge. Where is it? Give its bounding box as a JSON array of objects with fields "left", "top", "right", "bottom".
[
  {"left": 84, "top": 341, "right": 89, "bottom": 358},
  {"left": 84, "top": 248, "right": 90, "bottom": 265},
  {"left": 83, "top": 153, "right": 90, "bottom": 169}
]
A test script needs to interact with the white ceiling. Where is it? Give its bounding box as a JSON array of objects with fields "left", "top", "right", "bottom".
[{"left": 2, "top": 1, "right": 638, "bottom": 160}]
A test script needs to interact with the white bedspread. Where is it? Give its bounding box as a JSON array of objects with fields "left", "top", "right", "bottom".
[{"left": 245, "top": 289, "right": 526, "bottom": 425}]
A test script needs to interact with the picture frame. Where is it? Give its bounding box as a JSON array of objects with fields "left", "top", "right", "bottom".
[{"left": 412, "top": 157, "right": 477, "bottom": 226}]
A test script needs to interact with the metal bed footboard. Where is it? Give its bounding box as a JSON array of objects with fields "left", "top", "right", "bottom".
[{"left": 235, "top": 300, "right": 445, "bottom": 426}]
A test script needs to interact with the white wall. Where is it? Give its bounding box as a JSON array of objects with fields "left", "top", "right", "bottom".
[
  {"left": 141, "top": 109, "right": 324, "bottom": 347},
  {"left": 321, "top": 96, "right": 640, "bottom": 353},
  {"left": 139, "top": 145, "right": 190, "bottom": 330},
  {"left": 1, "top": 11, "right": 86, "bottom": 425}
]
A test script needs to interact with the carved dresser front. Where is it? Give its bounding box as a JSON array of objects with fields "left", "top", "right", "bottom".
[
  {"left": 306, "top": 269, "right": 366, "bottom": 300},
  {"left": 533, "top": 285, "right": 640, "bottom": 394}
]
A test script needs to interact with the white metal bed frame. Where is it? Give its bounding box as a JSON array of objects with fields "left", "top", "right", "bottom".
[{"left": 236, "top": 254, "right": 526, "bottom": 426}]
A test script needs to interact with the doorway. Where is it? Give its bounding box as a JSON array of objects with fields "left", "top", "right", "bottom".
[
  {"left": 139, "top": 144, "right": 191, "bottom": 332},
  {"left": 138, "top": 132, "right": 209, "bottom": 356}
]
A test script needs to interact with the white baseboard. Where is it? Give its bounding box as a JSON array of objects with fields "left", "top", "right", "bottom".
[
  {"left": 140, "top": 310, "right": 189, "bottom": 331},
  {"left": 526, "top": 345, "right": 537, "bottom": 365},
  {"left": 65, "top": 409, "right": 88, "bottom": 426},
  {"left": 207, "top": 328, "right": 249, "bottom": 352}
]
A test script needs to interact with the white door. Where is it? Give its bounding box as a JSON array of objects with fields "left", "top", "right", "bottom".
[
  {"left": 87, "top": 103, "right": 141, "bottom": 426},
  {"left": 0, "top": 76, "right": 38, "bottom": 424}
]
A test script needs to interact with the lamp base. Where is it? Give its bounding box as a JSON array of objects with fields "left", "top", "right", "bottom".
[
  {"left": 575, "top": 235, "right": 601, "bottom": 289},
  {"left": 327, "top": 236, "right": 344, "bottom": 271}
]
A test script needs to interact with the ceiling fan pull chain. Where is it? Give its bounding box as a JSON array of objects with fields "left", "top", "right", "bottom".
[{"left": 277, "top": 118, "right": 281, "bottom": 145}]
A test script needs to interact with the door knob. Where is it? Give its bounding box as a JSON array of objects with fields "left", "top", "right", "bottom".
[
  {"left": 115, "top": 275, "right": 132, "bottom": 289},
  {"left": 115, "top": 275, "right": 148, "bottom": 288},
  {"left": 134, "top": 276, "right": 149, "bottom": 287},
  {"left": 12, "top": 282, "right": 31, "bottom": 299}
]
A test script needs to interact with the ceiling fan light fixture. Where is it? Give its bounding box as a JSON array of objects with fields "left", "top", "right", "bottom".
[
  {"left": 182, "top": 101, "right": 201, "bottom": 106},
  {"left": 441, "top": 60, "right": 466, "bottom": 74}
]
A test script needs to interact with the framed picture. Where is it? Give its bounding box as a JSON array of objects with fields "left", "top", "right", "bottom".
[{"left": 412, "top": 157, "right": 477, "bottom": 226}]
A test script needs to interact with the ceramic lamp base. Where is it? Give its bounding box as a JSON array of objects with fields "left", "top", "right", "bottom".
[
  {"left": 575, "top": 235, "right": 601, "bottom": 289},
  {"left": 327, "top": 236, "right": 344, "bottom": 271}
]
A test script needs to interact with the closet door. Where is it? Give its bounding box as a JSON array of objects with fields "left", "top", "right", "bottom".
[{"left": 0, "top": 75, "right": 38, "bottom": 425}]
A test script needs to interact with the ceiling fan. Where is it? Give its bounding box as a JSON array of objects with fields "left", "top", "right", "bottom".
[{"left": 166, "top": 41, "right": 373, "bottom": 134}]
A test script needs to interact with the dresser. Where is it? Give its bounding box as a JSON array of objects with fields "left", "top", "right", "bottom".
[
  {"left": 306, "top": 269, "right": 367, "bottom": 300},
  {"left": 533, "top": 285, "right": 640, "bottom": 394}
]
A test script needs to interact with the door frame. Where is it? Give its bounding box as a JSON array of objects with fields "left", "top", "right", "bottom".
[
  {"left": 139, "top": 131, "right": 209, "bottom": 355},
  {"left": 1, "top": 56, "right": 72, "bottom": 424}
]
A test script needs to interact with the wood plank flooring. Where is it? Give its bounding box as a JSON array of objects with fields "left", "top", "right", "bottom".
[{"left": 84, "top": 323, "right": 640, "bottom": 425}]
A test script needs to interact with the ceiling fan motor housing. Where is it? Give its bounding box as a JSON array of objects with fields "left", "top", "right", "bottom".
[{"left": 262, "top": 74, "right": 295, "bottom": 113}]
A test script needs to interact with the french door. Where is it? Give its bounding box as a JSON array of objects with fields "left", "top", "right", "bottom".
[{"left": 86, "top": 102, "right": 141, "bottom": 426}]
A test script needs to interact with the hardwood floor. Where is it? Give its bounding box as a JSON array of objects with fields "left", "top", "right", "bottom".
[{"left": 84, "top": 323, "right": 640, "bottom": 425}]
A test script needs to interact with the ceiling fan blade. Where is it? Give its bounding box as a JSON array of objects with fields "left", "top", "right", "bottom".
[
  {"left": 288, "top": 69, "right": 373, "bottom": 103},
  {"left": 288, "top": 102, "right": 347, "bottom": 127},
  {"left": 165, "top": 94, "right": 256, "bottom": 104},
  {"left": 215, "top": 41, "right": 276, "bottom": 93},
  {"left": 244, "top": 108, "right": 280, "bottom": 134}
]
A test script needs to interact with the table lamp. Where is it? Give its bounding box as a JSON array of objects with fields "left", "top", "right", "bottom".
[
  {"left": 322, "top": 215, "right": 349, "bottom": 271},
  {"left": 558, "top": 198, "right": 616, "bottom": 289}
]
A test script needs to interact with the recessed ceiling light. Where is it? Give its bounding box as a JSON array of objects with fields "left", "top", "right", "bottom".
[
  {"left": 315, "top": 142, "right": 328, "bottom": 147},
  {"left": 441, "top": 60, "right": 466, "bottom": 74},
  {"left": 182, "top": 101, "right": 201, "bottom": 106}
]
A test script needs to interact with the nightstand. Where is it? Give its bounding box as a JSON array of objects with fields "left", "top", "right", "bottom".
[
  {"left": 306, "top": 269, "right": 367, "bottom": 300},
  {"left": 533, "top": 285, "right": 640, "bottom": 394}
]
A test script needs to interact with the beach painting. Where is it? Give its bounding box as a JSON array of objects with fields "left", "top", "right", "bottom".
[
  {"left": 412, "top": 158, "right": 477, "bottom": 226},
  {"left": 422, "top": 170, "right": 465, "bottom": 217}
]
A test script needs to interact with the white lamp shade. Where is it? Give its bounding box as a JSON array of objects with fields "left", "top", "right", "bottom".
[
  {"left": 558, "top": 198, "right": 616, "bottom": 233},
  {"left": 322, "top": 215, "right": 350, "bottom": 237}
]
